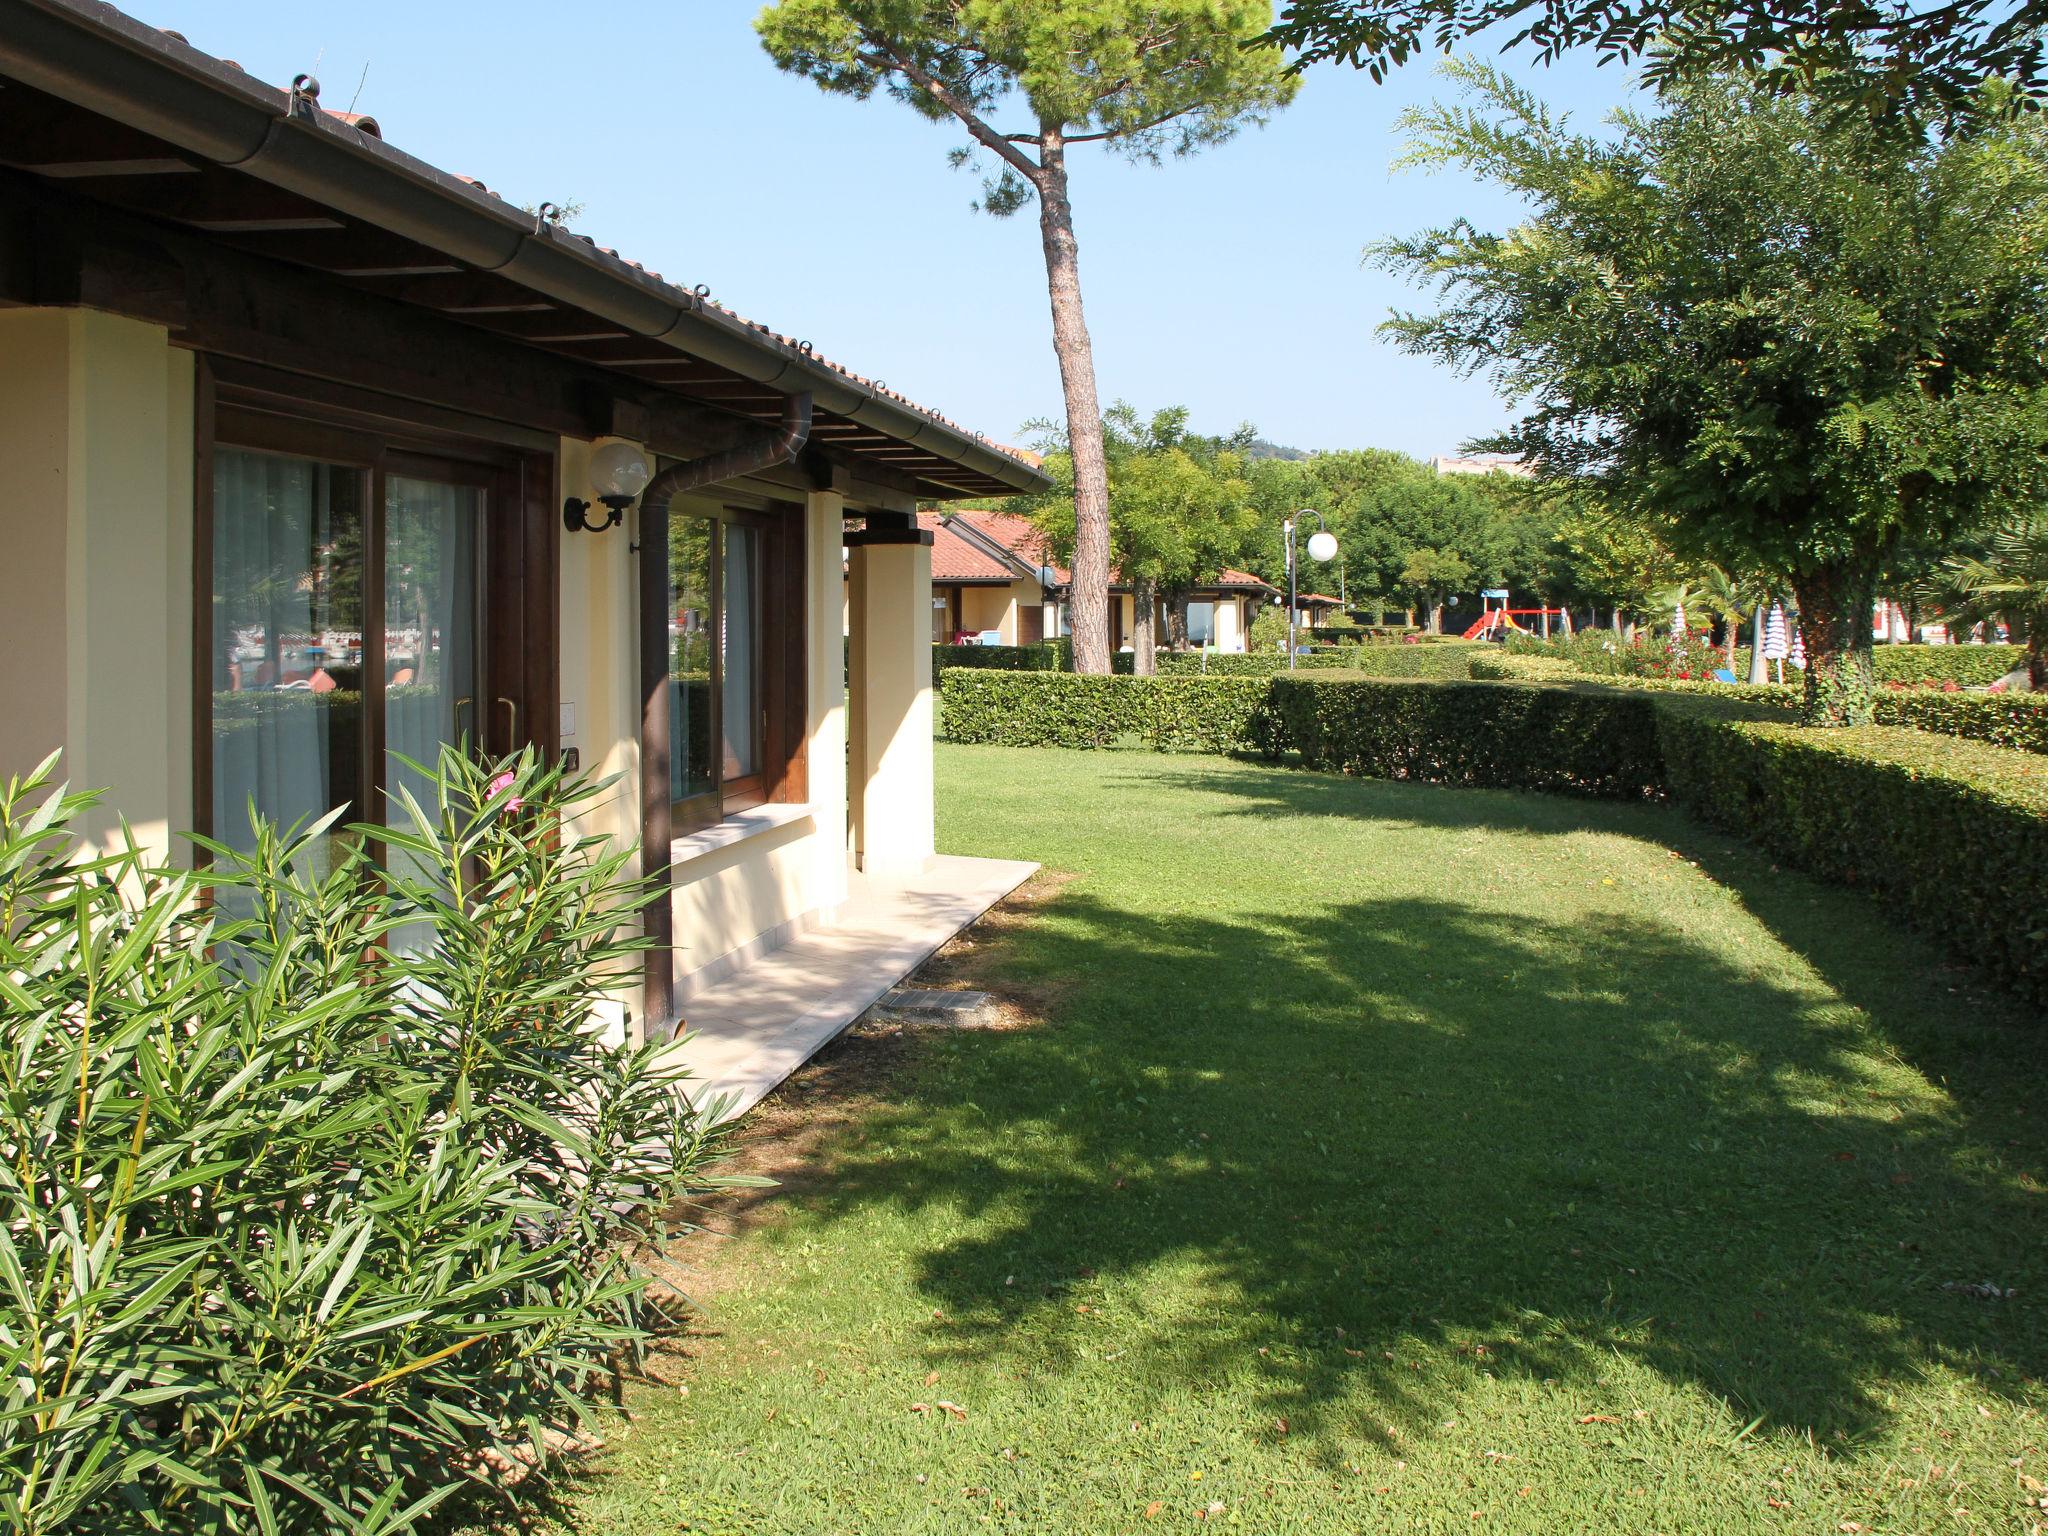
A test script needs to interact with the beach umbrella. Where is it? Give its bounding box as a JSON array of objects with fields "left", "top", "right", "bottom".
[
  {"left": 1670, "top": 601, "right": 1687, "bottom": 640},
  {"left": 1789, "top": 621, "right": 1806, "bottom": 671},
  {"left": 1762, "top": 603, "right": 1789, "bottom": 661}
]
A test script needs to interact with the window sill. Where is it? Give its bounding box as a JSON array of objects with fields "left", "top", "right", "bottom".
[{"left": 669, "top": 802, "right": 814, "bottom": 868}]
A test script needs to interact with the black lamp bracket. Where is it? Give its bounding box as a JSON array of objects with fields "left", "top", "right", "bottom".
[{"left": 563, "top": 496, "right": 629, "bottom": 534}]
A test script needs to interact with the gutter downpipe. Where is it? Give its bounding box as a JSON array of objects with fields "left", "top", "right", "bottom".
[{"left": 637, "top": 393, "right": 813, "bottom": 1039}]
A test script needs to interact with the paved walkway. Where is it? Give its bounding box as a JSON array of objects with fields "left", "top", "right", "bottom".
[{"left": 666, "top": 854, "right": 1038, "bottom": 1121}]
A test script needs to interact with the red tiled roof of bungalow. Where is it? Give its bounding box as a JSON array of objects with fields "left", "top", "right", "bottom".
[{"left": 919, "top": 514, "right": 1018, "bottom": 583}]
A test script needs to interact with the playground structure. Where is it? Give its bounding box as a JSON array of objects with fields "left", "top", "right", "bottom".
[{"left": 1461, "top": 590, "right": 1573, "bottom": 641}]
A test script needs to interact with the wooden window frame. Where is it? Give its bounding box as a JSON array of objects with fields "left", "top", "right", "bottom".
[
  {"left": 666, "top": 502, "right": 807, "bottom": 835},
  {"left": 193, "top": 359, "right": 558, "bottom": 847}
]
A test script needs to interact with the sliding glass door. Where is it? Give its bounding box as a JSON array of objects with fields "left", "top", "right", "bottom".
[
  {"left": 208, "top": 434, "right": 497, "bottom": 857},
  {"left": 383, "top": 466, "right": 486, "bottom": 822}
]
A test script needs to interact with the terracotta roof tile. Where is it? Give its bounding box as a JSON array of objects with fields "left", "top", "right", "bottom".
[{"left": 920, "top": 513, "right": 1017, "bottom": 583}]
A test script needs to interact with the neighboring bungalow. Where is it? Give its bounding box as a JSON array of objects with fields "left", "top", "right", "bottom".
[
  {"left": 925, "top": 513, "right": 1054, "bottom": 644},
  {"left": 0, "top": 2, "right": 1049, "bottom": 1087},
  {"left": 903, "top": 510, "right": 1276, "bottom": 652},
  {"left": 1293, "top": 593, "right": 1345, "bottom": 631}
]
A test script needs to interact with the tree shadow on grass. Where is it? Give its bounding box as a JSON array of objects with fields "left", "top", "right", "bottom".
[
  {"left": 767, "top": 850, "right": 2047, "bottom": 1463},
  {"left": 1140, "top": 755, "right": 2034, "bottom": 1129}
]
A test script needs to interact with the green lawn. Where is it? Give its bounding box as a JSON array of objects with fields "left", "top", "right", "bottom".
[{"left": 558, "top": 745, "right": 2046, "bottom": 1535}]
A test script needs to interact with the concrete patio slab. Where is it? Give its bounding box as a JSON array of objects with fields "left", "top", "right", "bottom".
[{"left": 665, "top": 854, "right": 1038, "bottom": 1122}]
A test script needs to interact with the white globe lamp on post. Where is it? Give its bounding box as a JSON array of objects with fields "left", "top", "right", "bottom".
[{"left": 1283, "top": 510, "right": 1339, "bottom": 670}]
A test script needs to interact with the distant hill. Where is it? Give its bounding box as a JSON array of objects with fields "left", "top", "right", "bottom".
[{"left": 1245, "top": 439, "right": 1310, "bottom": 461}]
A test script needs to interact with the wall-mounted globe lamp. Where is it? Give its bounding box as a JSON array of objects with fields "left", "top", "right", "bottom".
[{"left": 564, "top": 440, "right": 652, "bottom": 533}]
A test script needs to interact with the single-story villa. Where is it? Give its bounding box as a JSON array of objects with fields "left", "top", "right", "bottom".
[
  {"left": 0, "top": 0, "right": 1049, "bottom": 1064},
  {"left": 1294, "top": 592, "right": 1344, "bottom": 630},
  {"left": 879, "top": 509, "right": 1277, "bottom": 651}
]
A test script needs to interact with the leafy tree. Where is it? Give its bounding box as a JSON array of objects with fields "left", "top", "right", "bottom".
[
  {"left": 1375, "top": 63, "right": 2048, "bottom": 723},
  {"left": 1009, "top": 404, "right": 1261, "bottom": 672},
  {"left": 1261, "top": 0, "right": 2048, "bottom": 129},
  {"left": 756, "top": 1, "right": 1298, "bottom": 674},
  {"left": 1399, "top": 545, "right": 1473, "bottom": 631}
]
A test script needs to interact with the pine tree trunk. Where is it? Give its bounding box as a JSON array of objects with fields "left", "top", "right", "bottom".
[
  {"left": 1034, "top": 128, "right": 1111, "bottom": 675},
  {"left": 1132, "top": 574, "right": 1158, "bottom": 675},
  {"left": 1792, "top": 558, "right": 1880, "bottom": 726}
]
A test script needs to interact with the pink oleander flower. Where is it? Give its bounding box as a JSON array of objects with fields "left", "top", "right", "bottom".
[{"left": 488, "top": 771, "right": 524, "bottom": 812}]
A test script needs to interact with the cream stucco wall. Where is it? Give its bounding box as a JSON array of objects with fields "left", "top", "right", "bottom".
[
  {"left": 847, "top": 539, "right": 935, "bottom": 878},
  {"left": 0, "top": 312, "right": 920, "bottom": 1042},
  {"left": 557, "top": 463, "right": 864, "bottom": 1040},
  {"left": 0, "top": 309, "right": 193, "bottom": 859},
  {"left": 957, "top": 584, "right": 1018, "bottom": 642}
]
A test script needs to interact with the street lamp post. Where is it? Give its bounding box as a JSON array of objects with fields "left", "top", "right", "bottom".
[{"left": 1282, "top": 509, "right": 1339, "bottom": 671}]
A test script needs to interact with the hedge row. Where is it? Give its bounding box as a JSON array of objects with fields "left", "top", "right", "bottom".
[
  {"left": 1874, "top": 643, "right": 2025, "bottom": 687},
  {"left": 1471, "top": 647, "right": 2048, "bottom": 753},
  {"left": 1515, "top": 634, "right": 2025, "bottom": 687},
  {"left": 941, "top": 668, "right": 2048, "bottom": 1001},
  {"left": 935, "top": 642, "right": 1063, "bottom": 674},
  {"left": 1262, "top": 674, "right": 1671, "bottom": 799},
  {"left": 1656, "top": 707, "right": 2048, "bottom": 999},
  {"left": 940, "top": 671, "right": 1276, "bottom": 752},
  {"left": 1265, "top": 674, "right": 2047, "bottom": 1002}
]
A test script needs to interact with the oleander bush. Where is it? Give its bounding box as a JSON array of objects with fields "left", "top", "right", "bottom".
[
  {"left": 939, "top": 671, "right": 1274, "bottom": 752},
  {"left": 0, "top": 749, "right": 746, "bottom": 1536}
]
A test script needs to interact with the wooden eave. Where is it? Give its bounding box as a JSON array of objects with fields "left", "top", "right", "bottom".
[{"left": 0, "top": 38, "right": 1044, "bottom": 503}]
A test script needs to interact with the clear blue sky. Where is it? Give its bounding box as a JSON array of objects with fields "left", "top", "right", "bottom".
[{"left": 125, "top": 1, "right": 1641, "bottom": 459}]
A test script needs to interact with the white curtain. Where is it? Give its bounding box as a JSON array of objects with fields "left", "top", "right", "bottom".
[
  {"left": 722, "top": 523, "right": 759, "bottom": 779},
  {"left": 210, "top": 449, "right": 363, "bottom": 864}
]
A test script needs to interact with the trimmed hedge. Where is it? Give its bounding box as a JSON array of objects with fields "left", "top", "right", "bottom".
[
  {"left": 1876, "top": 643, "right": 2025, "bottom": 687},
  {"left": 935, "top": 642, "right": 1062, "bottom": 674},
  {"left": 1117, "top": 651, "right": 1360, "bottom": 677},
  {"left": 940, "top": 671, "right": 1275, "bottom": 752},
  {"left": 1265, "top": 674, "right": 2047, "bottom": 1002},
  {"left": 940, "top": 666, "right": 2048, "bottom": 1000},
  {"left": 1476, "top": 647, "right": 2048, "bottom": 753},
  {"left": 1658, "top": 709, "right": 2048, "bottom": 999},
  {"left": 1261, "top": 674, "right": 1671, "bottom": 799},
  {"left": 1874, "top": 688, "right": 2048, "bottom": 753}
]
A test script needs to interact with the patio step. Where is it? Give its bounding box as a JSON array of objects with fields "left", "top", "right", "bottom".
[{"left": 663, "top": 854, "right": 1037, "bottom": 1122}]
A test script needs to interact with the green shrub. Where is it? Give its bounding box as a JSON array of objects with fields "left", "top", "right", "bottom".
[
  {"left": 939, "top": 671, "right": 1274, "bottom": 752},
  {"left": 1466, "top": 651, "right": 1583, "bottom": 684},
  {"left": 0, "top": 750, "right": 747, "bottom": 1535},
  {"left": 1657, "top": 712, "right": 2048, "bottom": 1000},
  {"left": 1262, "top": 675, "right": 1670, "bottom": 799},
  {"left": 1486, "top": 646, "right": 2048, "bottom": 753},
  {"left": 1136, "top": 651, "right": 1357, "bottom": 677},
  {"left": 1875, "top": 643, "right": 2025, "bottom": 687},
  {"left": 1872, "top": 688, "right": 2048, "bottom": 753},
  {"left": 1259, "top": 675, "right": 2047, "bottom": 1002},
  {"left": 1332, "top": 642, "right": 1483, "bottom": 681},
  {"left": 933, "top": 642, "right": 1060, "bottom": 680}
]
